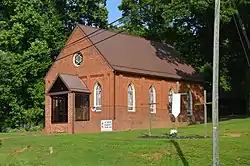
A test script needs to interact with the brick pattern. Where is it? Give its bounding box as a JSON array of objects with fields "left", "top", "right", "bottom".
[{"left": 44, "top": 26, "right": 204, "bottom": 133}]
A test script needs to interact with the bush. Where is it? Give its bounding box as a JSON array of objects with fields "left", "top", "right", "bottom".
[
  {"left": 28, "top": 125, "right": 42, "bottom": 132},
  {"left": 2, "top": 124, "right": 43, "bottom": 133},
  {"left": 7, "top": 127, "right": 26, "bottom": 133}
]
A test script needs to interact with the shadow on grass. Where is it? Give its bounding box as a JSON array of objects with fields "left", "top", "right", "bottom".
[
  {"left": 198, "top": 115, "right": 250, "bottom": 124},
  {"left": 170, "top": 140, "right": 189, "bottom": 166}
]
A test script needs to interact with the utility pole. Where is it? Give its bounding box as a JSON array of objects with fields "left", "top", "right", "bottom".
[{"left": 212, "top": 0, "right": 220, "bottom": 165}]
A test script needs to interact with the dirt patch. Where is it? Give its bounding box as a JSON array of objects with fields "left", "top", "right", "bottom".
[
  {"left": 137, "top": 150, "right": 176, "bottom": 161},
  {"left": 6, "top": 145, "right": 32, "bottom": 157},
  {"left": 223, "top": 132, "right": 243, "bottom": 137},
  {"left": 151, "top": 152, "right": 164, "bottom": 160},
  {"left": 0, "top": 137, "right": 18, "bottom": 140},
  {"left": 13, "top": 145, "right": 31, "bottom": 155},
  {"left": 14, "top": 131, "right": 65, "bottom": 136},
  {"left": 139, "top": 152, "right": 164, "bottom": 160}
]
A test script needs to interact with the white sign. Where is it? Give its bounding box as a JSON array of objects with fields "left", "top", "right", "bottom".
[
  {"left": 172, "top": 93, "right": 181, "bottom": 118},
  {"left": 100, "top": 120, "right": 113, "bottom": 132}
]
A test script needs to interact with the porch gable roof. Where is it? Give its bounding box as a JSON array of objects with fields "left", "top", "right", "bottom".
[{"left": 47, "top": 74, "right": 90, "bottom": 94}]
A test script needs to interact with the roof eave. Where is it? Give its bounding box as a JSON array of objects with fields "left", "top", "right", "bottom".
[{"left": 114, "top": 70, "right": 204, "bottom": 83}]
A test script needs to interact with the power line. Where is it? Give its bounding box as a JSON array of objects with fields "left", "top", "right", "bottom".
[
  {"left": 56, "top": 28, "right": 126, "bottom": 61},
  {"left": 232, "top": 14, "right": 250, "bottom": 67},
  {"left": 55, "top": 1, "right": 152, "bottom": 62},
  {"left": 230, "top": 0, "right": 250, "bottom": 67},
  {"left": 234, "top": 7, "right": 250, "bottom": 52},
  {"left": 59, "top": 0, "right": 152, "bottom": 52},
  {"left": 62, "top": 17, "right": 126, "bottom": 50}
]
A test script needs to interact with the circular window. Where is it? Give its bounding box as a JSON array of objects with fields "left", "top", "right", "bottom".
[{"left": 73, "top": 52, "right": 83, "bottom": 66}]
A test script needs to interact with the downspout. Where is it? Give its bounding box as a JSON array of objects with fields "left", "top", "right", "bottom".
[
  {"left": 72, "top": 92, "right": 75, "bottom": 134},
  {"left": 113, "top": 71, "right": 116, "bottom": 120}
]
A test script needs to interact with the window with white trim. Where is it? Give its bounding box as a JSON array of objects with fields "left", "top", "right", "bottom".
[
  {"left": 149, "top": 86, "right": 156, "bottom": 113},
  {"left": 168, "top": 88, "right": 174, "bottom": 114},
  {"left": 94, "top": 83, "right": 102, "bottom": 111},
  {"left": 187, "top": 90, "right": 193, "bottom": 115},
  {"left": 128, "top": 83, "right": 135, "bottom": 111},
  {"left": 73, "top": 52, "right": 83, "bottom": 67}
]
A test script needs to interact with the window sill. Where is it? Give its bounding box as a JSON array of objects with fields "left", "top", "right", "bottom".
[
  {"left": 51, "top": 122, "right": 68, "bottom": 124},
  {"left": 75, "top": 120, "right": 90, "bottom": 122},
  {"left": 128, "top": 110, "right": 136, "bottom": 112}
]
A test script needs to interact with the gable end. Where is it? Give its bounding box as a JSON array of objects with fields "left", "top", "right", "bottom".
[{"left": 44, "top": 24, "right": 114, "bottom": 80}]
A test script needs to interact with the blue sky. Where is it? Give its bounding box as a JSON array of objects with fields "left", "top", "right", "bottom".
[{"left": 106, "top": 0, "right": 122, "bottom": 23}]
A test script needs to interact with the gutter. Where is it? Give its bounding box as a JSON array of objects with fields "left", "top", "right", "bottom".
[{"left": 114, "top": 70, "right": 204, "bottom": 84}]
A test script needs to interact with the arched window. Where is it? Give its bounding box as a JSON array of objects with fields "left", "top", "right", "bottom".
[
  {"left": 168, "top": 88, "right": 174, "bottom": 114},
  {"left": 187, "top": 90, "right": 193, "bottom": 115},
  {"left": 94, "top": 83, "right": 102, "bottom": 111},
  {"left": 128, "top": 83, "right": 135, "bottom": 112},
  {"left": 149, "top": 86, "right": 156, "bottom": 113}
]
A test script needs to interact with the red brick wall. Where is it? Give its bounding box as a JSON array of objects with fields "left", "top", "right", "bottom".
[
  {"left": 44, "top": 25, "right": 204, "bottom": 133},
  {"left": 112, "top": 74, "right": 204, "bottom": 131},
  {"left": 44, "top": 26, "right": 115, "bottom": 133}
]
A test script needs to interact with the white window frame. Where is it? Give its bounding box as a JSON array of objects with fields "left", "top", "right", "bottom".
[
  {"left": 187, "top": 90, "right": 193, "bottom": 116},
  {"left": 94, "top": 82, "right": 102, "bottom": 112},
  {"left": 149, "top": 86, "right": 156, "bottom": 114},
  {"left": 168, "top": 88, "right": 174, "bottom": 114},
  {"left": 128, "top": 83, "right": 135, "bottom": 112}
]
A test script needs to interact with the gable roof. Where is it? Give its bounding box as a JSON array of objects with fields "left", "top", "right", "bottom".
[
  {"left": 47, "top": 74, "right": 90, "bottom": 93},
  {"left": 79, "top": 25, "right": 202, "bottom": 82}
]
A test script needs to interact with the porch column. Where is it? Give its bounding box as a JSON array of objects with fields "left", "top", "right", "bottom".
[
  {"left": 45, "top": 94, "right": 52, "bottom": 133},
  {"left": 68, "top": 92, "right": 75, "bottom": 134}
]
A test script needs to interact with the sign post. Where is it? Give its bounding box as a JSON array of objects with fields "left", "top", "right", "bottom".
[
  {"left": 148, "top": 104, "right": 152, "bottom": 136},
  {"left": 204, "top": 90, "right": 207, "bottom": 138}
]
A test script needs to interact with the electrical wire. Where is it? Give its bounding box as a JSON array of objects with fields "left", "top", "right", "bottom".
[
  {"left": 232, "top": 14, "right": 250, "bottom": 67},
  {"left": 230, "top": 0, "right": 250, "bottom": 67},
  {"left": 56, "top": 28, "right": 126, "bottom": 61},
  {"left": 55, "top": 1, "right": 152, "bottom": 62},
  {"left": 234, "top": 6, "right": 250, "bottom": 52},
  {"left": 62, "top": 17, "right": 126, "bottom": 50}
]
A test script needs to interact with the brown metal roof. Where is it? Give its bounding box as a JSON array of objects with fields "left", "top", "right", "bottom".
[
  {"left": 48, "top": 74, "right": 90, "bottom": 93},
  {"left": 79, "top": 25, "right": 202, "bottom": 82}
]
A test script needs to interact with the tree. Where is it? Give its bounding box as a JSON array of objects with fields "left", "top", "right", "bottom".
[
  {"left": 118, "top": 0, "right": 250, "bottom": 97},
  {"left": 0, "top": 0, "right": 109, "bottom": 130},
  {"left": 52, "top": 0, "right": 108, "bottom": 35}
]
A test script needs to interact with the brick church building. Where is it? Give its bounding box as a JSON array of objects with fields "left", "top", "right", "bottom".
[{"left": 44, "top": 24, "right": 204, "bottom": 133}]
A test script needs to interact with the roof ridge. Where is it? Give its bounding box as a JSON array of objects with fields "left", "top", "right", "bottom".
[{"left": 78, "top": 24, "right": 150, "bottom": 42}]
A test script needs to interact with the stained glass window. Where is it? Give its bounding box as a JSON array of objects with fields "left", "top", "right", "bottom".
[
  {"left": 168, "top": 88, "right": 174, "bottom": 113},
  {"left": 73, "top": 52, "right": 83, "bottom": 66},
  {"left": 94, "top": 83, "right": 102, "bottom": 111},
  {"left": 128, "top": 83, "right": 135, "bottom": 111},
  {"left": 149, "top": 86, "right": 156, "bottom": 113}
]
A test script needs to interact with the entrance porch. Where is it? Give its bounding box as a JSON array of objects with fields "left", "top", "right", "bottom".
[{"left": 45, "top": 74, "right": 91, "bottom": 133}]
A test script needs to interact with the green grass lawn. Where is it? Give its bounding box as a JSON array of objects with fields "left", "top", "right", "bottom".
[{"left": 0, "top": 118, "right": 250, "bottom": 166}]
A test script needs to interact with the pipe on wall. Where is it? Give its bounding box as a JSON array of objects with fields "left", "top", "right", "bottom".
[
  {"left": 72, "top": 92, "right": 75, "bottom": 134},
  {"left": 113, "top": 71, "right": 116, "bottom": 120}
]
